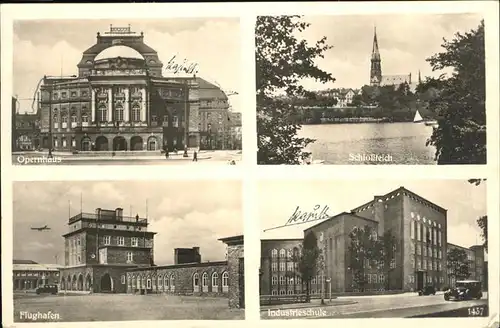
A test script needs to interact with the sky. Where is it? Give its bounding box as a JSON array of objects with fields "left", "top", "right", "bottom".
[
  {"left": 13, "top": 18, "right": 241, "bottom": 114},
  {"left": 295, "top": 13, "right": 483, "bottom": 90},
  {"left": 259, "top": 179, "right": 487, "bottom": 257},
  {"left": 13, "top": 180, "right": 242, "bottom": 265}
]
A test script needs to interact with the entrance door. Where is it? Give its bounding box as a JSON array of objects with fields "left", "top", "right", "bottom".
[
  {"left": 417, "top": 271, "right": 424, "bottom": 291},
  {"left": 100, "top": 273, "right": 113, "bottom": 292},
  {"left": 239, "top": 258, "right": 245, "bottom": 308}
]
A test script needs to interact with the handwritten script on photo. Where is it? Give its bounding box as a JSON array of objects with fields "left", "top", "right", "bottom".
[{"left": 264, "top": 205, "right": 331, "bottom": 232}]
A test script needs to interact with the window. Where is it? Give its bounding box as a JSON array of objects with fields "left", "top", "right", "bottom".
[
  {"left": 423, "top": 260, "right": 427, "bottom": 270},
  {"left": 417, "top": 223, "right": 421, "bottom": 241},
  {"left": 137, "top": 276, "right": 141, "bottom": 289},
  {"left": 272, "top": 290, "right": 278, "bottom": 296},
  {"left": 71, "top": 91, "right": 77, "bottom": 97},
  {"left": 423, "top": 246, "right": 427, "bottom": 256},
  {"left": 115, "top": 104, "right": 124, "bottom": 122},
  {"left": 271, "top": 262, "right": 278, "bottom": 272},
  {"left": 82, "top": 115, "right": 89, "bottom": 123},
  {"left": 279, "top": 276, "right": 286, "bottom": 285},
  {"left": 146, "top": 278, "right": 151, "bottom": 289},
  {"left": 411, "top": 257, "right": 415, "bottom": 268},
  {"left": 131, "top": 276, "right": 136, "bottom": 287},
  {"left": 193, "top": 273, "right": 199, "bottom": 287},
  {"left": 287, "top": 249, "right": 292, "bottom": 258},
  {"left": 202, "top": 272, "right": 208, "bottom": 287},
  {"left": 62, "top": 92, "right": 67, "bottom": 99},
  {"left": 411, "top": 243, "right": 415, "bottom": 254},
  {"left": 279, "top": 262, "right": 285, "bottom": 271},
  {"left": 82, "top": 90, "right": 88, "bottom": 97},
  {"left": 121, "top": 275, "right": 126, "bottom": 284},
  {"left": 131, "top": 237, "right": 138, "bottom": 247},
  {"left": 170, "top": 275, "right": 174, "bottom": 290},
  {"left": 287, "top": 262, "right": 294, "bottom": 271},
  {"left": 117, "top": 236, "right": 124, "bottom": 246},
  {"left": 212, "top": 272, "right": 218, "bottom": 287},
  {"left": 410, "top": 221, "right": 415, "bottom": 239},
  {"left": 271, "top": 249, "right": 278, "bottom": 258},
  {"left": 132, "top": 105, "right": 141, "bottom": 122},
  {"left": 222, "top": 272, "right": 228, "bottom": 288},
  {"left": 127, "top": 252, "right": 133, "bottom": 262},
  {"left": 158, "top": 275, "right": 163, "bottom": 287},
  {"left": 164, "top": 275, "right": 169, "bottom": 288},
  {"left": 272, "top": 276, "right": 278, "bottom": 285},
  {"left": 62, "top": 138, "right": 67, "bottom": 147},
  {"left": 98, "top": 104, "right": 107, "bottom": 122},
  {"left": 104, "top": 236, "right": 111, "bottom": 245}
]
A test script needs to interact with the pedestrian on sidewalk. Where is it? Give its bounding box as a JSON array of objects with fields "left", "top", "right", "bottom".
[
  {"left": 165, "top": 150, "right": 169, "bottom": 159},
  {"left": 193, "top": 149, "right": 198, "bottom": 162}
]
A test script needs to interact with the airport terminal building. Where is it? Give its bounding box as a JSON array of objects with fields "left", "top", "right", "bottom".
[{"left": 58, "top": 207, "right": 244, "bottom": 308}]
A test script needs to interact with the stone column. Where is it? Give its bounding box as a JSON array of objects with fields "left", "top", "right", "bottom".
[
  {"left": 108, "top": 87, "right": 113, "bottom": 122},
  {"left": 220, "top": 235, "right": 244, "bottom": 309},
  {"left": 91, "top": 89, "right": 96, "bottom": 123},
  {"left": 140, "top": 88, "right": 146, "bottom": 122},
  {"left": 124, "top": 87, "right": 130, "bottom": 122}
]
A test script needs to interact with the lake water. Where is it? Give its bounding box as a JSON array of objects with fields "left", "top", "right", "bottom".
[{"left": 299, "top": 122, "right": 437, "bottom": 165}]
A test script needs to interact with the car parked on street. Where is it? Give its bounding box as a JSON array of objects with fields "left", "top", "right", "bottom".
[
  {"left": 35, "top": 284, "right": 58, "bottom": 295},
  {"left": 418, "top": 285, "right": 436, "bottom": 296},
  {"left": 444, "top": 280, "right": 482, "bottom": 301}
]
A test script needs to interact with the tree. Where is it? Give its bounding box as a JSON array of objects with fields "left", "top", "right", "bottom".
[
  {"left": 374, "top": 230, "right": 397, "bottom": 291},
  {"left": 256, "top": 16, "right": 335, "bottom": 164},
  {"left": 468, "top": 179, "right": 488, "bottom": 252},
  {"left": 294, "top": 231, "right": 322, "bottom": 302},
  {"left": 424, "top": 21, "right": 486, "bottom": 164},
  {"left": 477, "top": 215, "right": 488, "bottom": 252},
  {"left": 447, "top": 248, "right": 470, "bottom": 281},
  {"left": 347, "top": 225, "right": 378, "bottom": 292}
]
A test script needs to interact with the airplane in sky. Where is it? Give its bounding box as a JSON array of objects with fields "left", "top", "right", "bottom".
[{"left": 31, "top": 225, "right": 51, "bottom": 231}]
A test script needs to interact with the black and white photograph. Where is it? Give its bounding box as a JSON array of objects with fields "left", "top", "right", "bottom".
[
  {"left": 12, "top": 180, "right": 244, "bottom": 321},
  {"left": 12, "top": 18, "right": 242, "bottom": 165},
  {"left": 256, "top": 14, "right": 486, "bottom": 165},
  {"left": 258, "top": 179, "right": 489, "bottom": 318}
]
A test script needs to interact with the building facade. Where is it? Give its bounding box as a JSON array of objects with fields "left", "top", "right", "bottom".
[
  {"left": 57, "top": 206, "right": 244, "bottom": 308},
  {"left": 59, "top": 207, "right": 156, "bottom": 293},
  {"left": 260, "top": 187, "right": 486, "bottom": 297},
  {"left": 13, "top": 260, "right": 62, "bottom": 291},
  {"left": 447, "top": 243, "right": 486, "bottom": 287},
  {"left": 35, "top": 25, "right": 234, "bottom": 153}
]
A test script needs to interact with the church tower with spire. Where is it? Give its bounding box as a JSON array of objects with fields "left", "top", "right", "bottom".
[{"left": 370, "top": 26, "right": 382, "bottom": 86}]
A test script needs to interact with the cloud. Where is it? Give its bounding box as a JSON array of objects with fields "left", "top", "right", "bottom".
[
  {"left": 13, "top": 181, "right": 242, "bottom": 265},
  {"left": 295, "top": 13, "right": 483, "bottom": 89},
  {"left": 13, "top": 18, "right": 241, "bottom": 113}
]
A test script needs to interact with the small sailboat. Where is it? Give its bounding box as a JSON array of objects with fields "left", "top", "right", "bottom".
[
  {"left": 414, "top": 109, "right": 438, "bottom": 127},
  {"left": 413, "top": 109, "right": 424, "bottom": 123}
]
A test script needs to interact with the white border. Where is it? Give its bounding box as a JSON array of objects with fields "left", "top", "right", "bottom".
[{"left": 1, "top": 2, "right": 499, "bottom": 328}]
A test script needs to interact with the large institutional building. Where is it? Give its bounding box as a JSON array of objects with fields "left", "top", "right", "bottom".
[
  {"left": 260, "top": 187, "right": 486, "bottom": 297},
  {"left": 30, "top": 25, "right": 239, "bottom": 153},
  {"left": 57, "top": 207, "right": 244, "bottom": 308},
  {"left": 369, "top": 27, "right": 419, "bottom": 91}
]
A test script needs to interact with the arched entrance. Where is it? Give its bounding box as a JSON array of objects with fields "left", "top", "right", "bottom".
[
  {"left": 95, "top": 136, "right": 109, "bottom": 151},
  {"left": 81, "top": 137, "right": 91, "bottom": 151},
  {"left": 85, "top": 274, "right": 92, "bottom": 291},
  {"left": 77, "top": 274, "right": 84, "bottom": 291},
  {"left": 113, "top": 136, "right": 127, "bottom": 151},
  {"left": 130, "top": 136, "right": 143, "bottom": 150},
  {"left": 100, "top": 273, "right": 113, "bottom": 292},
  {"left": 60, "top": 277, "right": 66, "bottom": 290},
  {"left": 147, "top": 136, "right": 157, "bottom": 151},
  {"left": 72, "top": 275, "right": 77, "bottom": 290}
]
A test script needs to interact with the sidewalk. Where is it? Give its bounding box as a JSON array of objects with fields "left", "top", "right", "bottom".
[{"left": 261, "top": 299, "right": 357, "bottom": 311}]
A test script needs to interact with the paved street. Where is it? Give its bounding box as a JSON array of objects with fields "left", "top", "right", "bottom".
[
  {"left": 12, "top": 150, "right": 242, "bottom": 165},
  {"left": 261, "top": 293, "right": 489, "bottom": 319},
  {"left": 14, "top": 293, "right": 244, "bottom": 322}
]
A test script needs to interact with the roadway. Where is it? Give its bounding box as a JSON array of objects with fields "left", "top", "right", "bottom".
[{"left": 262, "top": 292, "right": 489, "bottom": 319}]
